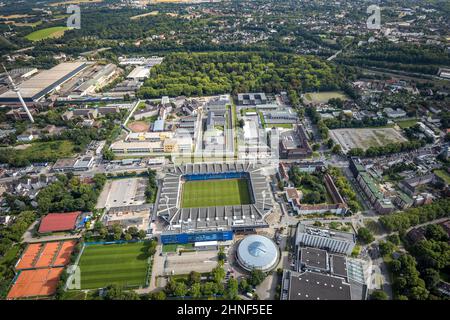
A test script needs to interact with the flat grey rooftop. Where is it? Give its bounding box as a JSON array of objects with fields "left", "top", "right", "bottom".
[
  {"left": 288, "top": 270, "right": 351, "bottom": 300},
  {"left": 300, "top": 247, "right": 328, "bottom": 270}
]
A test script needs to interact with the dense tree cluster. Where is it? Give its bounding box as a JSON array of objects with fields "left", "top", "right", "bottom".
[
  {"left": 323, "top": 116, "right": 388, "bottom": 129},
  {"left": 165, "top": 263, "right": 228, "bottom": 298},
  {"left": 36, "top": 173, "right": 106, "bottom": 215},
  {"left": 305, "top": 107, "right": 329, "bottom": 139},
  {"left": 357, "top": 227, "right": 374, "bottom": 244},
  {"left": 338, "top": 41, "right": 450, "bottom": 75},
  {"left": 389, "top": 253, "right": 429, "bottom": 300},
  {"left": 138, "top": 52, "right": 346, "bottom": 98},
  {"left": 328, "top": 167, "right": 361, "bottom": 212},
  {"left": 0, "top": 211, "right": 36, "bottom": 298},
  {"left": 289, "top": 167, "right": 327, "bottom": 204},
  {"left": 348, "top": 139, "right": 426, "bottom": 158},
  {"left": 145, "top": 169, "right": 158, "bottom": 204},
  {"left": 379, "top": 199, "right": 450, "bottom": 232}
]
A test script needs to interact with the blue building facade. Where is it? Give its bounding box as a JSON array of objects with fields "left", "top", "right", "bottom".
[{"left": 161, "top": 230, "right": 234, "bottom": 244}]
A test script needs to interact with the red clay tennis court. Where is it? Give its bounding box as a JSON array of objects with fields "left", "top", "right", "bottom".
[
  {"left": 16, "top": 240, "right": 77, "bottom": 270},
  {"left": 53, "top": 240, "right": 77, "bottom": 266},
  {"left": 7, "top": 267, "right": 64, "bottom": 299},
  {"left": 15, "top": 243, "right": 42, "bottom": 270},
  {"left": 35, "top": 242, "right": 60, "bottom": 268}
]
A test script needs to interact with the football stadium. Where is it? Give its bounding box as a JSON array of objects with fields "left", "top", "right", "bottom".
[{"left": 157, "top": 162, "right": 273, "bottom": 244}]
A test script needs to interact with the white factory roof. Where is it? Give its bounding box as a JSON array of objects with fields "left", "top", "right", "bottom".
[
  {"left": 0, "top": 62, "right": 87, "bottom": 101},
  {"left": 127, "top": 66, "right": 151, "bottom": 80}
]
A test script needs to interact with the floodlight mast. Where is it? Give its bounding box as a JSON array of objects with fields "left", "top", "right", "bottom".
[{"left": 2, "top": 64, "right": 34, "bottom": 123}]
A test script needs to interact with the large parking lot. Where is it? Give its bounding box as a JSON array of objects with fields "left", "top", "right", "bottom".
[{"left": 96, "top": 177, "right": 148, "bottom": 209}]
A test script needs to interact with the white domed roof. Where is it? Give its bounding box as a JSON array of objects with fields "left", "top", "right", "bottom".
[{"left": 237, "top": 235, "right": 279, "bottom": 272}]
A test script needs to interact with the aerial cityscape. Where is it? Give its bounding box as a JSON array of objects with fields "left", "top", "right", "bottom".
[{"left": 0, "top": 0, "right": 449, "bottom": 306}]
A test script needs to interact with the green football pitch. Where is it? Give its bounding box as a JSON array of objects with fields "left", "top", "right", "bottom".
[
  {"left": 77, "top": 242, "right": 150, "bottom": 289},
  {"left": 181, "top": 178, "right": 252, "bottom": 208}
]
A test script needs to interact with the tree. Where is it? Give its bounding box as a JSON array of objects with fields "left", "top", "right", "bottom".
[
  {"left": 211, "top": 264, "right": 226, "bottom": 284},
  {"left": 387, "top": 234, "right": 400, "bottom": 246},
  {"left": 137, "top": 230, "right": 147, "bottom": 240},
  {"left": 331, "top": 144, "right": 342, "bottom": 154},
  {"left": 379, "top": 241, "right": 395, "bottom": 256},
  {"left": 151, "top": 291, "right": 166, "bottom": 300},
  {"left": 424, "top": 224, "right": 449, "bottom": 242},
  {"left": 124, "top": 233, "right": 132, "bottom": 241},
  {"left": 422, "top": 268, "right": 440, "bottom": 290},
  {"left": 127, "top": 227, "right": 139, "bottom": 238},
  {"left": 190, "top": 282, "right": 202, "bottom": 298},
  {"left": 239, "top": 278, "right": 250, "bottom": 293},
  {"left": 218, "top": 247, "right": 226, "bottom": 262},
  {"left": 248, "top": 269, "right": 266, "bottom": 287},
  {"left": 104, "top": 284, "right": 139, "bottom": 300},
  {"left": 226, "top": 277, "right": 239, "bottom": 300},
  {"left": 370, "top": 290, "right": 388, "bottom": 300},
  {"left": 409, "top": 285, "right": 429, "bottom": 300},
  {"left": 357, "top": 227, "right": 374, "bottom": 244},
  {"left": 173, "top": 282, "right": 188, "bottom": 297},
  {"left": 188, "top": 271, "right": 201, "bottom": 286},
  {"left": 147, "top": 239, "right": 157, "bottom": 256},
  {"left": 202, "top": 282, "right": 218, "bottom": 296},
  {"left": 238, "top": 119, "right": 245, "bottom": 128}
]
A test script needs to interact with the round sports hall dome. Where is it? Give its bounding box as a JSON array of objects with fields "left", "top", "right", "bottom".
[{"left": 236, "top": 235, "right": 279, "bottom": 272}]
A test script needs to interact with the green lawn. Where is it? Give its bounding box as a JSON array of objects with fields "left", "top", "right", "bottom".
[
  {"left": 162, "top": 243, "right": 194, "bottom": 253},
  {"left": 25, "top": 26, "right": 70, "bottom": 41},
  {"left": 434, "top": 169, "right": 450, "bottom": 184},
  {"left": 12, "top": 140, "right": 75, "bottom": 164},
  {"left": 181, "top": 178, "right": 251, "bottom": 208},
  {"left": 396, "top": 119, "right": 418, "bottom": 129},
  {"left": 267, "top": 123, "right": 294, "bottom": 129},
  {"left": 77, "top": 242, "right": 150, "bottom": 289}
]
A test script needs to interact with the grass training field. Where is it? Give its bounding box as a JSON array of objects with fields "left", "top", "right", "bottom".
[
  {"left": 1, "top": 140, "right": 75, "bottom": 165},
  {"left": 181, "top": 178, "right": 251, "bottom": 208},
  {"left": 25, "top": 26, "right": 70, "bottom": 41},
  {"left": 304, "top": 91, "right": 349, "bottom": 104},
  {"left": 396, "top": 118, "right": 419, "bottom": 129},
  {"left": 77, "top": 242, "right": 150, "bottom": 289},
  {"left": 434, "top": 170, "right": 450, "bottom": 184}
]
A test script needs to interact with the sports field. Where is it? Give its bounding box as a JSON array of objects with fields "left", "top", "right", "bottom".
[
  {"left": 25, "top": 26, "right": 70, "bottom": 41},
  {"left": 77, "top": 242, "right": 150, "bottom": 289},
  {"left": 304, "top": 91, "right": 349, "bottom": 104},
  {"left": 181, "top": 178, "right": 251, "bottom": 208}
]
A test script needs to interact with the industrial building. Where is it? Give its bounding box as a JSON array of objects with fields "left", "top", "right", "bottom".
[
  {"left": 126, "top": 66, "right": 151, "bottom": 81},
  {"left": 0, "top": 62, "right": 88, "bottom": 104}
]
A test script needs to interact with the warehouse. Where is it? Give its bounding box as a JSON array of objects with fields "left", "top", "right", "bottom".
[{"left": 0, "top": 62, "right": 88, "bottom": 104}]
